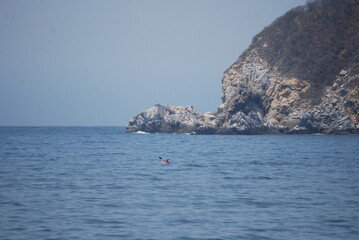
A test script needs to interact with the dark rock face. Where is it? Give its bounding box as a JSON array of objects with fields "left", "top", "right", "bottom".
[
  {"left": 291, "top": 71, "right": 359, "bottom": 134},
  {"left": 127, "top": 0, "right": 359, "bottom": 134}
]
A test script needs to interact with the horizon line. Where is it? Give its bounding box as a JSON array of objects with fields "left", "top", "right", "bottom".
[{"left": 0, "top": 125, "right": 127, "bottom": 127}]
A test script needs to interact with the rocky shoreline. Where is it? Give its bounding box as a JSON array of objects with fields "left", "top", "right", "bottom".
[
  {"left": 126, "top": 104, "right": 219, "bottom": 134},
  {"left": 127, "top": 0, "right": 359, "bottom": 135}
]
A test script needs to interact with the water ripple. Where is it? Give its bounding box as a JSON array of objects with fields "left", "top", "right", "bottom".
[{"left": 1, "top": 127, "right": 359, "bottom": 240}]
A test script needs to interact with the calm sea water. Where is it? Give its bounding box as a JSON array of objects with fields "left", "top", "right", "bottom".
[{"left": 1, "top": 127, "right": 359, "bottom": 240}]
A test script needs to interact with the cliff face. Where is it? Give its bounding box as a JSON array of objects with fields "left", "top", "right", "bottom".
[
  {"left": 217, "top": 0, "right": 359, "bottom": 134},
  {"left": 127, "top": 0, "right": 359, "bottom": 134}
]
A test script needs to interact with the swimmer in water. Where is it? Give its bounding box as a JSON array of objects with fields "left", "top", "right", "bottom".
[{"left": 159, "top": 157, "right": 170, "bottom": 164}]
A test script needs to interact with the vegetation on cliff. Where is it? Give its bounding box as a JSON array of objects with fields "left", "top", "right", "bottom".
[{"left": 249, "top": 0, "right": 359, "bottom": 83}]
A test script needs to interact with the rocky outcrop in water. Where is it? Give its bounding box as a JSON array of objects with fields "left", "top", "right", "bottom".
[
  {"left": 127, "top": 104, "right": 219, "bottom": 134},
  {"left": 127, "top": 0, "right": 359, "bottom": 134}
]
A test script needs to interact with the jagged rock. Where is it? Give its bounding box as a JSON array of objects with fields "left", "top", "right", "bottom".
[
  {"left": 127, "top": 0, "right": 359, "bottom": 134},
  {"left": 293, "top": 73, "right": 359, "bottom": 134},
  {"left": 340, "top": 70, "right": 348, "bottom": 76},
  {"left": 126, "top": 104, "right": 219, "bottom": 134}
]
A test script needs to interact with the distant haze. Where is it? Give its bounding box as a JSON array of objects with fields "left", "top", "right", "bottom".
[{"left": 0, "top": 0, "right": 307, "bottom": 126}]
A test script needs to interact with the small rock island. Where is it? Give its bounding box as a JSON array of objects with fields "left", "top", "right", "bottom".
[{"left": 127, "top": 0, "right": 359, "bottom": 134}]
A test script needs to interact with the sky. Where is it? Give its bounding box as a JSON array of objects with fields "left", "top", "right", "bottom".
[{"left": 0, "top": 0, "right": 307, "bottom": 126}]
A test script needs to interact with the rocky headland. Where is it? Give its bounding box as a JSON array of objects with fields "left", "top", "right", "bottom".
[{"left": 127, "top": 0, "right": 359, "bottom": 134}]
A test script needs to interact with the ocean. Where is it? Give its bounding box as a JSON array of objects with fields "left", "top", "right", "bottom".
[{"left": 1, "top": 127, "right": 359, "bottom": 240}]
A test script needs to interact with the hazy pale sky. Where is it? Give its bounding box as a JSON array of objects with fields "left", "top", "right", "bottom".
[{"left": 0, "top": 0, "right": 307, "bottom": 126}]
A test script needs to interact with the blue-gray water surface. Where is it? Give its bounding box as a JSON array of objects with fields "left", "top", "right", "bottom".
[{"left": 1, "top": 127, "right": 359, "bottom": 240}]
